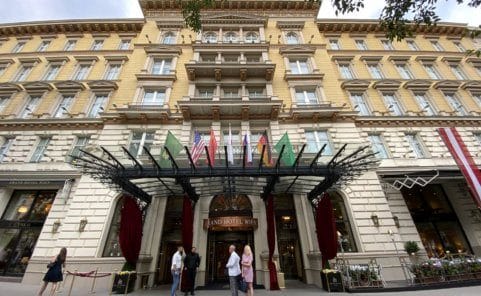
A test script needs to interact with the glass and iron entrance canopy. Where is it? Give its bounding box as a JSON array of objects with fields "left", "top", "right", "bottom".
[{"left": 70, "top": 142, "right": 379, "bottom": 209}]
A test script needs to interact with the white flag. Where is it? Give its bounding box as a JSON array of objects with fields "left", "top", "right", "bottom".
[
  {"left": 227, "top": 125, "right": 234, "bottom": 164},
  {"left": 244, "top": 133, "right": 253, "bottom": 164}
]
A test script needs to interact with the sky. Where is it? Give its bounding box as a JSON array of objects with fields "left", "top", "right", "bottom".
[{"left": 0, "top": 0, "right": 478, "bottom": 26}]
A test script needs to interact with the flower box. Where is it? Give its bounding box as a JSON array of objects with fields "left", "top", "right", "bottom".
[{"left": 112, "top": 271, "right": 137, "bottom": 294}]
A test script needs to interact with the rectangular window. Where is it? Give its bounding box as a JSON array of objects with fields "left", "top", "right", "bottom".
[
  {"left": 19, "top": 95, "right": 41, "bottom": 118},
  {"left": 444, "top": 93, "right": 467, "bottom": 116},
  {"left": 70, "top": 136, "right": 89, "bottom": 159},
  {"left": 53, "top": 95, "right": 74, "bottom": 118},
  {"left": 338, "top": 64, "right": 355, "bottom": 79},
  {"left": 367, "top": 64, "right": 384, "bottom": 79},
  {"left": 295, "top": 88, "right": 319, "bottom": 105},
  {"left": 349, "top": 93, "right": 370, "bottom": 115},
  {"left": 14, "top": 65, "right": 32, "bottom": 81},
  {"left": 222, "top": 88, "right": 240, "bottom": 98},
  {"left": 329, "top": 39, "right": 340, "bottom": 50},
  {"left": 245, "top": 54, "right": 262, "bottom": 63},
  {"left": 119, "top": 39, "right": 130, "bottom": 50},
  {"left": 247, "top": 88, "right": 266, "bottom": 98},
  {"left": 129, "top": 131, "right": 155, "bottom": 157},
  {"left": 87, "top": 94, "right": 108, "bottom": 117},
  {"left": 91, "top": 40, "right": 104, "bottom": 50},
  {"left": 64, "top": 39, "right": 76, "bottom": 51},
  {"left": 200, "top": 54, "right": 216, "bottom": 63},
  {"left": 453, "top": 41, "right": 466, "bottom": 52},
  {"left": 305, "top": 131, "right": 332, "bottom": 155},
  {"left": 414, "top": 94, "right": 436, "bottom": 116},
  {"left": 474, "top": 65, "right": 481, "bottom": 77},
  {"left": 37, "top": 40, "right": 50, "bottom": 52},
  {"left": 151, "top": 58, "right": 172, "bottom": 74},
  {"left": 381, "top": 40, "right": 394, "bottom": 50},
  {"left": 43, "top": 64, "right": 61, "bottom": 80},
  {"left": 405, "top": 133, "right": 427, "bottom": 158},
  {"left": 223, "top": 55, "right": 239, "bottom": 62},
  {"left": 450, "top": 65, "right": 468, "bottom": 80},
  {"left": 197, "top": 88, "right": 214, "bottom": 98},
  {"left": 0, "top": 137, "right": 14, "bottom": 163},
  {"left": 396, "top": 64, "right": 414, "bottom": 79},
  {"left": 473, "top": 93, "right": 481, "bottom": 108},
  {"left": 0, "top": 65, "right": 6, "bottom": 76},
  {"left": 407, "top": 40, "right": 419, "bottom": 51},
  {"left": 12, "top": 41, "right": 25, "bottom": 53},
  {"left": 30, "top": 137, "right": 50, "bottom": 163},
  {"left": 368, "top": 134, "right": 389, "bottom": 159},
  {"left": 0, "top": 95, "right": 10, "bottom": 113},
  {"left": 431, "top": 40, "right": 444, "bottom": 51},
  {"left": 72, "top": 64, "right": 91, "bottom": 80},
  {"left": 355, "top": 40, "right": 368, "bottom": 50},
  {"left": 142, "top": 89, "right": 165, "bottom": 105},
  {"left": 104, "top": 63, "right": 121, "bottom": 80},
  {"left": 423, "top": 64, "right": 442, "bottom": 79},
  {"left": 289, "top": 59, "right": 310, "bottom": 74},
  {"left": 383, "top": 94, "right": 403, "bottom": 116},
  {"left": 474, "top": 133, "right": 481, "bottom": 146}
]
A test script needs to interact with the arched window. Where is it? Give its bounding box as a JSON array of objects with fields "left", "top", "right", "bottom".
[
  {"left": 244, "top": 32, "right": 259, "bottom": 43},
  {"left": 204, "top": 32, "right": 217, "bottom": 43},
  {"left": 286, "top": 32, "right": 300, "bottom": 45},
  {"left": 102, "top": 198, "right": 123, "bottom": 257},
  {"left": 330, "top": 192, "right": 357, "bottom": 252},
  {"left": 209, "top": 194, "right": 252, "bottom": 217},
  {"left": 162, "top": 32, "right": 176, "bottom": 44},
  {"left": 223, "top": 32, "right": 238, "bottom": 43}
]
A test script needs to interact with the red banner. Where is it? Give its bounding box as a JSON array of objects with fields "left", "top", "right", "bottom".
[{"left": 438, "top": 127, "right": 481, "bottom": 208}]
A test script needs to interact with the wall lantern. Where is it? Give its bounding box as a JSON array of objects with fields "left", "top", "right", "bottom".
[
  {"left": 52, "top": 219, "right": 61, "bottom": 233},
  {"left": 371, "top": 214, "right": 380, "bottom": 227},
  {"left": 79, "top": 217, "right": 88, "bottom": 232},
  {"left": 393, "top": 216, "right": 400, "bottom": 228}
]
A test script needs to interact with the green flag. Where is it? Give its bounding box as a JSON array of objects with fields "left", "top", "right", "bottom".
[
  {"left": 274, "top": 132, "right": 295, "bottom": 166},
  {"left": 159, "top": 131, "right": 183, "bottom": 168}
]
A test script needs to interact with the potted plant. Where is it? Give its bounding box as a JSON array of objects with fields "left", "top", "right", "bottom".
[
  {"left": 404, "top": 241, "right": 420, "bottom": 264},
  {"left": 112, "top": 262, "right": 137, "bottom": 294}
]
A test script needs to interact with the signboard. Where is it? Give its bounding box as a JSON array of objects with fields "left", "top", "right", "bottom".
[
  {"left": 0, "top": 180, "right": 66, "bottom": 186},
  {"left": 321, "top": 271, "right": 345, "bottom": 292},
  {"left": 203, "top": 216, "right": 258, "bottom": 231},
  {"left": 0, "top": 220, "right": 43, "bottom": 229}
]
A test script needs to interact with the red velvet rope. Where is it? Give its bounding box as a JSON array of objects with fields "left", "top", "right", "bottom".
[{"left": 66, "top": 270, "right": 112, "bottom": 278}]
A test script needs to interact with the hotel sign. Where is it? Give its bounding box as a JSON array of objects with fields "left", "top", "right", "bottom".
[{"left": 203, "top": 216, "right": 258, "bottom": 230}]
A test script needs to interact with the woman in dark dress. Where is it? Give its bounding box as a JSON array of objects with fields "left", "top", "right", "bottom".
[{"left": 37, "top": 247, "right": 67, "bottom": 296}]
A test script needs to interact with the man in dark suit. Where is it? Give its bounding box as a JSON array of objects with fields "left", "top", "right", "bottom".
[{"left": 183, "top": 247, "right": 200, "bottom": 296}]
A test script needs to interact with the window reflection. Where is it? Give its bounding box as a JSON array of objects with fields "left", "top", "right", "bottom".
[
  {"left": 102, "top": 199, "right": 123, "bottom": 257},
  {"left": 330, "top": 192, "right": 357, "bottom": 252}
]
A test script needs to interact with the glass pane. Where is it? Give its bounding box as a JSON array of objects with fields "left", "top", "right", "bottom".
[
  {"left": 0, "top": 228, "right": 20, "bottom": 274},
  {"left": 3, "top": 228, "right": 41, "bottom": 275},
  {"left": 29, "top": 191, "right": 56, "bottom": 221},
  {"left": 2, "top": 191, "right": 36, "bottom": 220},
  {"left": 103, "top": 200, "right": 122, "bottom": 257}
]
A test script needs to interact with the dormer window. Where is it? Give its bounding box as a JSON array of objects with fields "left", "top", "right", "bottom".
[
  {"left": 223, "top": 32, "right": 238, "bottom": 43},
  {"left": 204, "top": 32, "right": 218, "bottom": 43}
]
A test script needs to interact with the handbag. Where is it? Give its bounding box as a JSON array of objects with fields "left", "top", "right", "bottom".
[{"left": 238, "top": 276, "right": 247, "bottom": 293}]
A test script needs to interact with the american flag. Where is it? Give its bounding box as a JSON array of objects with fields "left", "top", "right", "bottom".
[{"left": 191, "top": 131, "right": 205, "bottom": 165}]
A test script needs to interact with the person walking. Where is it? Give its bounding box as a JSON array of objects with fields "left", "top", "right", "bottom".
[
  {"left": 241, "top": 245, "right": 254, "bottom": 296},
  {"left": 183, "top": 247, "right": 200, "bottom": 296},
  {"left": 171, "top": 246, "right": 184, "bottom": 296},
  {"left": 226, "top": 245, "right": 241, "bottom": 296},
  {"left": 37, "top": 247, "right": 67, "bottom": 296}
]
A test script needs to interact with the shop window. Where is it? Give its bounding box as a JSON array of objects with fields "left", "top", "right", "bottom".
[
  {"left": 102, "top": 198, "right": 123, "bottom": 257},
  {"left": 330, "top": 192, "right": 357, "bottom": 252}
]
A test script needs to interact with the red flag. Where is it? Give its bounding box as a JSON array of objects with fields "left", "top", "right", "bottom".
[
  {"left": 208, "top": 129, "right": 217, "bottom": 166},
  {"left": 256, "top": 130, "right": 272, "bottom": 166}
]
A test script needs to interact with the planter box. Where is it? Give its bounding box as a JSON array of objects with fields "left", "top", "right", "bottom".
[
  {"left": 112, "top": 273, "right": 137, "bottom": 294},
  {"left": 321, "top": 271, "right": 344, "bottom": 292}
]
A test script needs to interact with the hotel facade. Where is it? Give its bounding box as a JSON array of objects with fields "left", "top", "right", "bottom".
[{"left": 0, "top": 0, "right": 480, "bottom": 291}]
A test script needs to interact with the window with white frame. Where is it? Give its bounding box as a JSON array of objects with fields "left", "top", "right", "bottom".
[
  {"left": 53, "top": 94, "right": 74, "bottom": 118},
  {"left": 91, "top": 39, "right": 104, "bottom": 50},
  {"left": 245, "top": 54, "right": 262, "bottom": 63},
  {"left": 12, "top": 41, "right": 25, "bottom": 53},
  {"left": 222, "top": 54, "right": 239, "bottom": 62},
  {"left": 295, "top": 88, "right": 319, "bottom": 105},
  {"left": 222, "top": 88, "right": 240, "bottom": 98},
  {"left": 474, "top": 65, "right": 481, "bottom": 76},
  {"left": 0, "top": 137, "right": 14, "bottom": 163},
  {"left": 355, "top": 39, "right": 368, "bottom": 50},
  {"left": 70, "top": 136, "right": 89, "bottom": 159},
  {"left": 338, "top": 63, "right": 355, "bottom": 79},
  {"left": 289, "top": 58, "right": 310, "bottom": 74},
  {"left": 200, "top": 54, "right": 216, "bottom": 63},
  {"left": 450, "top": 64, "right": 468, "bottom": 80},
  {"left": 367, "top": 63, "right": 384, "bottom": 79},
  {"left": 0, "top": 95, "right": 10, "bottom": 113},
  {"left": 423, "top": 64, "right": 442, "bottom": 79},
  {"left": 129, "top": 131, "right": 155, "bottom": 157},
  {"left": 247, "top": 87, "right": 266, "bottom": 98},
  {"left": 72, "top": 64, "right": 91, "bottom": 80},
  {"left": 472, "top": 93, "right": 481, "bottom": 108},
  {"left": 14, "top": 65, "right": 32, "bottom": 81},
  {"left": 19, "top": 95, "right": 41, "bottom": 118},
  {"left": 286, "top": 32, "right": 300, "bottom": 44},
  {"left": 119, "top": 39, "right": 130, "bottom": 50},
  {"left": 405, "top": 133, "right": 427, "bottom": 158},
  {"left": 203, "top": 32, "right": 217, "bottom": 43},
  {"left": 162, "top": 32, "right": 176, "bottom": 44},
  {"left": 151, "top": 58, "right": 172, "bottom": 74},
  {"left": 453, "top": 41, "right": 466, "bottom": 52},
  {"left": 104, "top": 63, "right": 121, "bottom": 80},
  {"left": 197, "top": 87, "right": 214, "bottom": 98},
  {"left": 431, "top": 40, "right": 443, "bottom": 51},
  {"left": 414, "top": 94, "right": 436, "bottom": 116},
  {"left": 329, "top": 39, "right": 340, "bottom": 50},
  {"left": 0, "top": 64, "right": 6, "bottom": 76},
  {"left": 31, "top": 137, "right": 51, "bottom": 162},
  {"left": 349, "top": 93, "right": 370, "bottom": 115},
  {"left": 87, "top": 94, "right": 108, "bottom": 117},
  {"left": 383, "top": 93, "right": 404, "bottom": 116},
  {"left": 381, "top": 40, "right": 394, "bottom": 50},
  {"left": 244, "top": 32, "right": 259, "bottom": 43},
  {"left": 395, "top": 63, "right": 414, "bottom": 79},
  {"left": 43, "top": 64, "right": 61, "bottom": 80},
  {"left": 37, "top": 40, "right": 50, "bottom": 52},
  {"left": 305, "top": 131, "right": 333, "bottom": 155},
  {"left": 223, "top": 32, "right": 238, "bottom": 43},
  {"left": 407, "top": 40, "right": 419, "bottom": 50},
  {"left": 474, "top": 133, "right": 481, "bottom": 145},
  {"left": 64, "top": 39, "right": 76, "bottom": 51},
  {"left": 142, "top": 89, "right": 165, "bottom": 106},
  {"left": 444, "top": 93, "right": 468, "bottom": 115},
  {"left": 368, "top": 134, "right": 389, "bottom": 159}
]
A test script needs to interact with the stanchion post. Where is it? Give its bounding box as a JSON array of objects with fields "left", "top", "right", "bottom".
[
  {"left": 89, "top": 267, "right": 99, "bottom": 294},
  {"left": 68, "top": 269, "right": 77, "bottom": 296},
  {"left": 109, "top": 269, "right": 117, "bottom": 296},
  {"left": 124, "top": 272, "right": 131, "bottom": 295}
]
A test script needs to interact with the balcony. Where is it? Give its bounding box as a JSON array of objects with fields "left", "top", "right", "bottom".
[
  {"left": 288, "top": 102, "right": 352, "bottom": 121},
  {"left": 177, "top": 95, "right": 282, "bottom": 120},
  {"left": 111, "top": 103, "right": 171, "bottom": 121},
  {"left": 185, "top": 60, "right": 275, "bottom": 81}
]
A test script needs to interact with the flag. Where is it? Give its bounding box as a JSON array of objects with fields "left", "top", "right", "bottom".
[
  {"left": 159, "top": 131, "right": 183, "bottom": 168},
  {"left": 208, "top": 129, "right": 217, "bottom": 166},
  {"left": 438, "top": 127, "right": 481, "bottom": 209},
  {"left": 257, "top": 130, "right": 272, "bottom": 166},
  {"left": 274, "top": 132, "right": 296, "bottom": 166},
  {"left": 243, "top": 133, "right": 253, "bottom": 165},
  {"left": 227, "top": 125, "right": 234, "bottom": 164},
  {"left": 191, "top": 131, "right": 205, "bottom": 165}
]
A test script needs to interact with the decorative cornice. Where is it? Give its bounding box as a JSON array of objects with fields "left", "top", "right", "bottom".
[
  {"left": 74, "top": 55, "right": 99, "bottom": 62},
  {"left": 135, "top": 73, "right": 177, "bottom": 82},
  {"left": 0, "top": 118, "right": 104, "bottom": 130},
  {"left": 331, "top": 55, "right": 355, "bottom": 62},
  {"left": 415, "top": 56, "right": 438, "bottom": 62},
  {"left": 276, "top": 21, "right": 305, "bottom": 30},
  {"left": 201, "top": 13, "right": 267, "bottom": 27},
  {"left": 0, "top": 82, "right": 22, "bottom": 93},
  {"left": 0, "top": 58, "right": 14, "bottom": 64},
  {"left": 433, "top": 80, "right": 462, "bottom": 91},
  {"left": 461, "top": 80, "right": 481, "bottom": 92},
  {"left": 155, "top": 20, "right": 185, "bottom": 29},
  {"left": 355, "top": 116, "right": 481, "bottom": 127},
  {"left": 87, "top": 80, "right": 118, "bottom": 91},
  {"left": 387, "top": 56, "right": 411, "bottom": 63},
  {"left": 104, "top": 55, "right": 129, "bottom": 62},
  {"left": 22, "top": 82, "right": 53, "bottom": 92},
  {"left": 403, "top": 79, "right": 433, "bottom": 91},
  {"left": 144, "top": 45, "right": 183, "bottom": 55},
  {"left": 359, "top": 55, "right": 383, "bottom": 62},
  {"left": 18, "top": 57, "right": 41, "bottom": 64},
  {"left": 372, "top": 79, "right": 402, "bottom": 91},
  {"left": 441, "top": 56, "right": 463, "bottom": 64},
  {"left": 340, "top": 79, "right": 371, "bottom": 91},
  {"left": 279, "top": 45, "right": 316, "bottom": 55},
  {"left": 54, "top": 81, "right": 86, "bottom": 91},
  {"left": 45, "top": 56, "right": 70, "bottom": 63}
]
